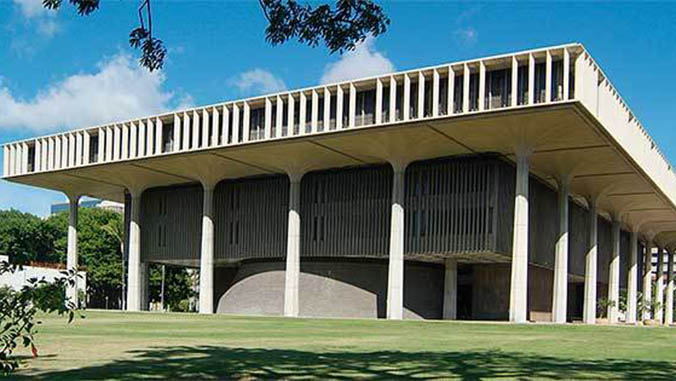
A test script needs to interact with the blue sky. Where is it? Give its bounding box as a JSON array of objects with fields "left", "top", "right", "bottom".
[{"left": 1, "top": 1, "right": 675, "bottom": 216}]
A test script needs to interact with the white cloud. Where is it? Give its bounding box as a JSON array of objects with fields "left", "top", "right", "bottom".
[
  {"left": 13, "top": 0, "right": 48, "bottom": 18},
  {"left": 13, "top": 0, "right": 60, "bottom": 38},
  {"left": 0, "top": 54, "right": 182, "bottom": 133},
  {"left": 230, "top": 69, "right": 287, "bottom": 96},
  {"left": 454, "top": 27, "right": 478, "bottom": 46},
  {"left": 320, "top": 38, "right": 395, "bottom": 84}
]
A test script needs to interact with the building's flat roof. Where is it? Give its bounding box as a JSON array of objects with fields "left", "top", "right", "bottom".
[{"left": 4, "top": 43, "right": 676, "bottom": 247}]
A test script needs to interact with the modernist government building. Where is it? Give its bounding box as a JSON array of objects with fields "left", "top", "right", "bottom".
[{"left": 3, "top": 43, "right": 676, "bottom": 324}]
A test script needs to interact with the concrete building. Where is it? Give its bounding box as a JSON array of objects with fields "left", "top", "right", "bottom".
[
  {"left": 51, "top": 198, "right": 123, "bottom": 215},
  {"left": 0, "top": 255, "right": 87, "bottom": 298},
  {"left": 2, "top": 43, "right": 675, "bottom": 324}
]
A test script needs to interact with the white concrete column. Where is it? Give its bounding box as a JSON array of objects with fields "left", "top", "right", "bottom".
[
  {"left": 403, "top": 74, "right": 411, "bottom": 121},
  {"left": 335, "top": 86, "right": 343, "bottom": 129},
  {"left": 66, "top": 194, "right": 80, "bottom": 306},
  {"left": 182, "top": 112, "right": 191, "bottom": 149},
  {"left": 199, "top": 184, "right": 215, "bottom": 314},
  {"left": 298, "top": 93, "right": 307, "bottom": 134},
  {"left": 563, "top": 48, "right": 570, "bottom": 100},
  {"left": 545, "top": 50, "right": 552, "bottom": 102},
  {"left": 349, "top": 83, "right": 356, "bottom": 127},
  {"left": 375, "top": 79, "right": 383, "bottom": 124},
  {"left": 626, "top": 231, "right": 639, "bottom": 324},
  {"left": 432, "top": 69, "right": 440, "bottom": 117},
  {"left": 83, "top": 132, "right": 90, "bottom": 165},
  {"left": 201, "top": 110, "right": 210, "bottom": 147},
  {"left": 155, "top": 118, "right": 163, "bottom": 154},
  {"left": 389, "top": 77, "right": 397, "bottom": 122},
  {"left": 608, "top": 220, "right": 621, "bottom": 323},
  {"left": 211, "top": 107, "right": 220, "bottom": 145},
  {"left": 34, "top": 140, "right": 42, "bottom": 172},
  {"left": 510, "top": 149, "right": 531, "bottom": 323},
  {"left": 583, "top": 200, "right": 598, "bottom": 324},
  {"left": 284, "top": 174, "right": 302, "bottom": 317},
  {"left": 311, "top": 89, "right": 319, "bottom": 133},
  {"left": 478, "top": 61, "right": 486, "bottom": 111},
  {"left": 655, "top": 247, "right": 664, "bottom": 324},
  {"left": 552, "top": 177, "right": 570, "bottom": 323},
  {"left": 511, "top": 56, "right": 518, "bottom": 107},
  {"left": 447, "top": 66, "right": 455, "bottom": 115},
  {"left": 121, "top": 124, "right": 129, "bottom": 159},
  {"left": 443, "top": 258, "right": 457, "bottom": 320},
  {"left": 277, "top": 95, "right": 285, "bottom": 137},
  {"left": 528, "top": 53, "right": 535, "bottom": 105},
  {"left": 417, "top": 71, "right": 425, "bottom": 119},
  {"left": 387, "top": 163, "right": 407, "bottom": 320},
  {"left": 323, "top": 87, "right": 331, "bottom": 129},
  {"left": 285, "top": 94, "right": 294, "bottom": 135},
  {"left": 232, "top": 105, "right": 240, "bottom": 142},
  {"left": 173, "top": 114, "right": 181, "bottom": 152},
  {"left": 265, "top": 98, "right": 273, "bottom": 139},
  {"left": 192, "top": 111, "right": 200, "bottom": 149},
  {"left": 127, "top": 190, "right": 143, "bottom": 311},
  {"left": 75, "top": 133, "right": 83, "bottom": 166},
  {"left": 643, "top": 241, "right": 653, "bottom": 321},
  {"left": 462, "top": 64, "right": 470, "bottom": 113},
  {"left": 113, "top": 125, "right": 121, "bottom": 160},
  {"left": 665, "top": 249, "right": 674, "bottom": 325},
  {"left": 3, "top": 145, "right": 8, "bottom": 176},
  {"left": 222, "top": 106, "right": 230, "bottom": 144}
]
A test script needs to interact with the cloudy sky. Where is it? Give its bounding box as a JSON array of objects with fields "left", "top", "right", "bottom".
[{"left": 1, "top": 1, "right": 675, "bottom": 215}]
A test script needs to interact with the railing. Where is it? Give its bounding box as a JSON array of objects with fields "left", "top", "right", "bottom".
[{"left": 3, "top": 43, "right": 675, "bottom": 210}]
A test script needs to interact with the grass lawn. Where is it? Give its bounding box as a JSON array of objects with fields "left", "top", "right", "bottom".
[{"left": 10, "top": 310, "right": 676, "bottom": 380}]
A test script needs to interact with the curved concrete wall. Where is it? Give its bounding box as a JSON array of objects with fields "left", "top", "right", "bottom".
[{"left": 215, "top": 259, "right": 443, "bottom": 319}]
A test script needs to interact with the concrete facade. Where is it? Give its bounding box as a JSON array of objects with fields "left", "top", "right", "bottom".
[{"left": 3, "top": 43, "right": 676, "bottom": 324}]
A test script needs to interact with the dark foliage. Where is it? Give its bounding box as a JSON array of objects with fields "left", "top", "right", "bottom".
[{"left": 41, "top": 0, "right": 389, "bottom": 71}]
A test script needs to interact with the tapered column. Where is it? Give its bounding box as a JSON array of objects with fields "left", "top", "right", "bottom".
[
  {"left": 443, "top": 258, "right": 457, "bottom": 320},
  {"left": 66, "top": 195, "right": 80, "bottom": 306},
  {"left": 127, "top": 191, "right": 143, "bottom": 311},
  {"left": 643, "top": 241, "right": 653, "bottom": 321},
  {"left": 608, "top": 220, "right": 621, "bottom": 323},
  {"left": 199, "top": 184, "right": 215, "bottom": 314},
  {"left": 655, "top": 247, "right": 664, "bottom": 324},
  {"left": 284, "top": 175, "right": 302, "bottom": 317},
  {"left": 626, "top": 231, "right": 639, "bottom": 324},
  {"left": 552, "top": 177, "right": 570, "bottom": 323},
  {"left": 665, "top": 249, "right": 674, "bottom": 325},
  {"left": 510, "top": 149, "right": 531, "bottom": 323},
  {"left": 387, "top": 163, "right": 407, "bottom": 320},
  {"left": 583, "top": 201, "right": 598, "bottom": 324}
]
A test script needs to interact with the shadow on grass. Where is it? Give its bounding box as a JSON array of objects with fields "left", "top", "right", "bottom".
[{"left": 20, "top": 346, "right": 676, "bottom": 380}]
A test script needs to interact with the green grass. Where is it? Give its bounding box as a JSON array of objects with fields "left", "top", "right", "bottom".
[{"left": 10, "top": 310, "right": 676, "bottom": 379}]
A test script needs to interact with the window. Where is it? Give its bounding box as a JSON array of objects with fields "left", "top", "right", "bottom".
[
  {"left": 395, "top": 85, "right": 404, "bottom": 120},
  {"left": 249, "top": 108, "right": 264, "bottom": 141},
  {"left": 454, "top": 75, "right": 463, "bottom": 113},
  {"left": 329, "top": 96, "right": 337, "bottom": 130},
  {"left": 382, "top": 84, "right": 390, "bottom": 122},
  {"left": 162, "top": 121, "right": 174, "bottom": 152},
  {"left": 27, "top": 145, "right": 35, "bottom": 172},
  {"left": 355, "top": 89, "right": 375, "bottom": 126},
  {"left": 424, "top": 79, "right": 433, "bottom": 117},
  {"left": 409, "top": 82, "right": 418, "bottom": 119},
  {"left": 517, "top": 66, "right": 528, "bottom": 105},
  {"left": 317, "top": 96, "right": 324, "bottom": 131},
  {"left": 486, "top": 69, "right": 511, "bottom": 109},
  {"left": 90, "top": 135, "right": 99, "bottom": 163},
  {"left": 438, "top": 76, "right": 448, "bottom": 116},
  {"left": 534, "top": 62, "right": 546, "bottom": 103},
  {"left": 469, "top": 73, "right": 479, "bottom": 111},
  {"left": 551, "top": 60, "right": 563, "bottom": 101}
]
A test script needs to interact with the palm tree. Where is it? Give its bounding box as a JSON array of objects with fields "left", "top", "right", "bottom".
[{"left": 101, "top": 219, "right": 125, "bottom": 310}]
